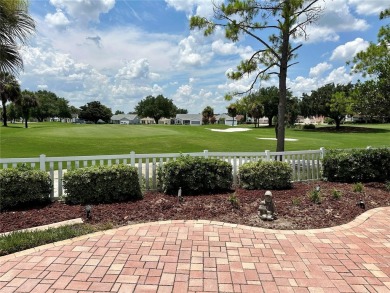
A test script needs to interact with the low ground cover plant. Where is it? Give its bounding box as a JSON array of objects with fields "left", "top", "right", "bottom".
[
  {"left": 63, "top": 164, "right": 142, "bottom": 204},
  {"left": 238, "top": 160, "right": 292, "bottom": 190},
  {"left": 0, "top": 223, "right": 113, "bottom": 256},
  {"left": 0, "top": 166, "right": 52, "bottom": 211},
  {"left": 159, "top": 155, "right": 233, "bottom": 195}
]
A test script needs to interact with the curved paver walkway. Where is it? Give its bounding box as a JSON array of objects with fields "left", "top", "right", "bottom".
[{"left": 0, "top": 207, "right": 389, "bottom": 293}]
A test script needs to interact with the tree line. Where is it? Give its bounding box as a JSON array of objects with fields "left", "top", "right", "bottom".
[
  {"left": 1, "top": 86, "right": 191, "bottom": 127},
  {"left": 226, "top": 79, "right": 390, "bottom": 130}
]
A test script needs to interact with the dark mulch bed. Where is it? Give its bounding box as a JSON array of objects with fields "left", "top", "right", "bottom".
[{"left": 1, "top": 181, "right": 389, "bottom": 233}]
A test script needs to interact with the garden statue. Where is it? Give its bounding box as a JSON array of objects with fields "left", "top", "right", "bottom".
[{"left": 258, "top": 190, "right": 277, "bottom": 221}]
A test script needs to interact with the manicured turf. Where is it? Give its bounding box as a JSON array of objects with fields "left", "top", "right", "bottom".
[{"left": 0, "top": 122, "right": 389, "bottom": 158}]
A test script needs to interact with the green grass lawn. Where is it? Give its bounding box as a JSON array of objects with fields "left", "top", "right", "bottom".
[{"left": 1, "top": 122, "right": 389, "bottom": 158}]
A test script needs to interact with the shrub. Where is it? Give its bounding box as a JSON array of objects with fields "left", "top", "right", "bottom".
[
  {"left": 332, "top": 188, "right": 342, "bottom": 200},
  {"left": 308, "top": 186, "right": 322, "bottom": 204},
  {"left": 385, "top": 181, "right": 390, "bottom": 192},
  {"left": 324, "top": 117, "right": 335, "bottom": 125},
  {"left": 238, "top": 160, "right": 292, "bottom": 190},
  {"left": 303, "top": 123, "right": 316, "bottom": 130},
  {"left": 228, "top": 193, "right": 240, "bottom": 209},
  {"left": 352, "top": 182, "right": 364, "bottom": 193},
  {"left": 159, "top": 156, "right": 232, "bottom": 195},
  {"left": 0, "top": 167, "right": 52, "bottom": 210},
  {"left": 323, "top": 148, "right": 390, "bottom": 183},
  {"left": 63, "top": 164, "right": 142, "bottom": 204}
]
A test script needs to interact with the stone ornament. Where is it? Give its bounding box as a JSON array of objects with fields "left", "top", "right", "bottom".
[{"left": 258, "top": 190, "right": 277, "bottom": 221}]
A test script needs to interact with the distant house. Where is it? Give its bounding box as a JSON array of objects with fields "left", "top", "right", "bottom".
[
  {"left": 175, "top": 114, "right": 202, "bottom": 126},
  {"left": 158, "top": 117, "right": 174, "bottom": 125},
  {"left": 215, "top": 114, "right": 230, "bottom": 125},
  {"left": 140, "top": 117, "right": 155, "bottom": 124},
  {"left": 111, "top": 114, "right": 140, "bottom": 125}
]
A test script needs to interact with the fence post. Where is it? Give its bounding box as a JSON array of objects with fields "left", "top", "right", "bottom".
[
  {"left": 320, "top": 147, "right": 325, "bottom": 159},
  {"left": 130, "top": 151, "right": 135, "bottom": 167},
  {"left": 203, "top": 150, "right": 209, "bottom": 158},
  {"left": 39, "top": 154, "right": 46, "bottom": 171},
  {"left": 265, "top": 150, "right": 270, "bottom": 161}
]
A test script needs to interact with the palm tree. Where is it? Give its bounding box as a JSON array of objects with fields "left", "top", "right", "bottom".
[
  {"left": 0, "top": 0, "right": 35, "bottom": 74},
  {"left": 17, "top": 90, "right": 37, "bottom": 128},
  {"left": 1, "top": 72, "right": 20, "bottom": 126}
]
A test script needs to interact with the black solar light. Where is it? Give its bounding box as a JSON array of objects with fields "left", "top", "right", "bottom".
[
  {"left": 178, "top": 187, "right": 183, "bottom": 203},
  {"left": 358, "top": 200, "right": 365, "bottom": 209},
  {"left": 85, "top": 205, "right": 92, "bottom": 219}
]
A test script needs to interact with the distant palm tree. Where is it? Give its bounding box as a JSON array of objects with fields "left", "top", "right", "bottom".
[
  {"left": 17, "top": 90, "right": 37, "bottom": 128},
  {"left": 1, "top": 72, "right": 20, "bottom": 126},
  {"left": 0, "top": 0, "right": 35, "bottom": 74}
]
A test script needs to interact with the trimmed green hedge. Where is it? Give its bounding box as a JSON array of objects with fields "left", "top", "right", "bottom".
[
  {"left": 323, "top": 148, "right": 390, "bottom": 182},
  {"left": 160, "top": 156, "right": 233, "bottom": 195},
  {"left": 239, "top": 160, "right": 292, "bottom": 190},
  {"left": 63, "top": 164, "right": 142, "bottom": 204},
  {"left": 0, "top": 167, "right": 52, "bottom": 210}
]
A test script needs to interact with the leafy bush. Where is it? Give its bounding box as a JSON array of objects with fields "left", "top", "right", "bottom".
[
  {"left": 228, "top": 193, "right": 240, "bottom": 209},
  {"left": 323, "top": 148, "right": 390, "bottom": 183},
  {"left": 63, "top": 164, "right": 142, "bottom": 204},
  {"left": 238, "top": 160, "right": 292, "bottom": 190},
  {"left": 0, "top": 167, "right": 52, "bottom": 210},
  {"left": 324, "top": 117, "right": 335, "bottom": 125},
  {"left": 159, "top": 156, "right": 232, "bottom": 195},
  {"left": 385, "top": 181, "right": 390, "bottom": 192},
  {"left": 303, "top": 123, "right": 316, "bottom": 130},
  {"left": 352, "top": 182, "right": 364, "bottom": 193},
  {"left": 308, "top": 187, "right": 322, "bottom": 204},
  {"left": 332, "top": 188, "right": 342, "bottom": 200}
]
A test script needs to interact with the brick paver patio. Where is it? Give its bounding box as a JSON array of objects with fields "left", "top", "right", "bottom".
[{"left": 1, "top": 207, "right": 389, "bottom": 293}]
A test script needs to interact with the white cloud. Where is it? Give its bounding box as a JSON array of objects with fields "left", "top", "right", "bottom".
[
  {"left": 295, "top": 0, "right": 369, "bottom": 44},
  {"left": 330, "top": 38, "right": 370, "bottom": 61},
  {"left": 44, "top": 9, "right": 70, "bottom": 28},
  {"left": 348, "top": 0, "right": 389, "bottom": 16},
  {"left": 116, "top": 59, "right": 159, "bottom": 80},
  {"left": 309, "top": 62, "right": 332, "bottom": 77},
  {"left": 165, "top": 0, "right": 223, "bottom": 18},
  {"left": 324, "top": 66, "right": 353, "bottom": 84},
  {"left": 178, "top": 34, "right": 213, "bottom": 66},
  {"left": 49, "top": 0, "right": 115, "bottom": 23}
]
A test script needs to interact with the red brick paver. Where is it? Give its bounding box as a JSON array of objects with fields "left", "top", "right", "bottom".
[{"left": 1, "top": 207, "right": 389, "bottom": 292}]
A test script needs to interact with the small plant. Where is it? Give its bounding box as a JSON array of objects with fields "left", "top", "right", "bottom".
[
  {"left": 308, "top": 186, "right": 322, "bottom": 204},
  {"left": 385, "top": 181, "right": 390, "bottom": 192},
  {"left": 228, "top": 193, "right": 240, "bottom": 209},
  {"left": 332, "top": 188, "right": 342, "bottom": 200},
  {"left": 353, "top": 182, "right": 364, "bottom": 193},
  {"left": 292, "top": 197, "right": 301, "bottom": 206}
]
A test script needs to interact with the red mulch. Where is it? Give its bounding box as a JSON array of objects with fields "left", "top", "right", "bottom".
[{"left": 1, "top": 181, "right": 389, "bottom": 233}]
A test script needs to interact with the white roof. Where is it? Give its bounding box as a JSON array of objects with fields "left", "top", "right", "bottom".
[{"left": 111, "top": 114, "right": 138, "bottom": 121}]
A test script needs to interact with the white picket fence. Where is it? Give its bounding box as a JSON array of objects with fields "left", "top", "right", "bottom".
[{"left": 0, "top": 148, "right": 325, "bottom": 199}]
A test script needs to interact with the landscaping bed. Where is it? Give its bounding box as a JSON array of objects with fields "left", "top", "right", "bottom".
[{"left": 1, "top": 181, "right": 389, "bottom": 233}]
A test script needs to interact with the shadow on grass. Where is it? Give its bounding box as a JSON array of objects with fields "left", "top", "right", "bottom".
[{"left": 296, "top": 126, "right": 390, "bottom": 134}]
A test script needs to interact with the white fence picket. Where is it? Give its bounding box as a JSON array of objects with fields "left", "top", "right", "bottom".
[{"left": 1, "top": 149, "right": 325, "bottom": 199}]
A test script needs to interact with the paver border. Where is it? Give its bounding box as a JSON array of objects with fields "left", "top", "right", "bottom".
[{"left": 0, "top": 207, "right": 387, "bottom": 262}]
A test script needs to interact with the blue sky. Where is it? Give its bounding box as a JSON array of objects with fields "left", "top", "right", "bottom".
[{"left": 19, "top": 0, "right": 388, "bottom": 114}]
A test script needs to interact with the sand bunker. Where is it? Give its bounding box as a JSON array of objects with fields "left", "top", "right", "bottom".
[
  {"left": 209, "top": 128, "right": 252, "bottom": 132},
  {"left": 257, "top": 137, "right": 298, "bottom": 141}
]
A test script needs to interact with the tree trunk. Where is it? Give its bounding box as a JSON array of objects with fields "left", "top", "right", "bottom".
[
  {"left": 335, "top": 118, "right": 341, "bottom": 130},
  {"left": 1, "top": 99, "right": 8, "bottom": 127},
  {"left": 268, "top": 116, "right": 273, "bottom": 127},
  {"left": 24, "top": 117, "right": 28, "bottom": 128},
  {"left": 276, "top": 31, "right": 289, "bottom": 152}
]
